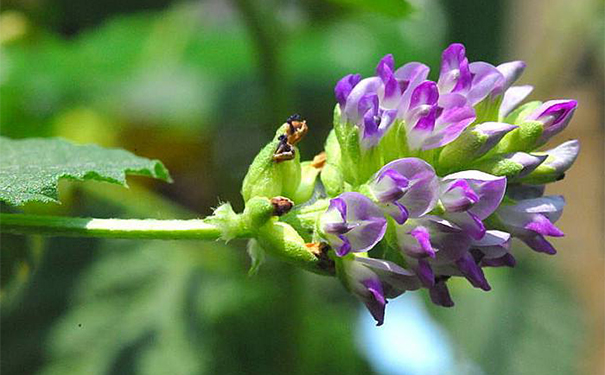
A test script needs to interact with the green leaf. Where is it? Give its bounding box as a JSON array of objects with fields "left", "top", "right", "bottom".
[
  {"left": 324, "top": 0, "right": 413, "bottom": 18},
  {"left": 0, "top": 137, "right": 171, "bottom": 206}
]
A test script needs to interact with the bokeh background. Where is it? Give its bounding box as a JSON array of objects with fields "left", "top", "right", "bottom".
[{"left": 1, "top": 0, "right": 603, "bottom": 374}]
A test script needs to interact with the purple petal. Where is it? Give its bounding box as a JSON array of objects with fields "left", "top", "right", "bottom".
[
  {"left": 471, "top": 230, "right": 511, "bottom": 258},
  {"left": 376, "top": 54, "right": 395, "bottom": 82},
  {"left": 429, "top": 278, "right": 454, "bottom": 307},
  {"left": 361, "top": 278, "right": 387, "bottom": 326},
  {"left": 335, "top": 73, "right": 362, "bottom": 107},
  {"left": 441, "top": 179, "right": 480, "bottom": 212},
  {"left": 507, "top": 152, "right": 549, "bottom": 177},
  {"left": 409, "top": 81, "right": 439, "bottom": 109},
  {"left": 493, "top": 61, "right": 526, "bottom": 95},
  {"left": 540, "top": 139, "right": 581, "bottom": 174},
  {"left": 499, "top": 85, "right": 533, "bottom": 119},
  {"left": 438, "top": 43, "right": 471, "bottom": 94},
  {"left": 496, "top": 196, "right": 565, "bottom": 241},
  {"left": 421, "top": 99, "right": 476, "bottom": 150},
  {"left": 415, "top": 259, "right": 435, "bottom": 287},
  {"left": 394, "top": 62, "right": 431, "bottom": 111},
  {"left": 372, "top": 168, "right": 410, "bottom": 202},
  {"left": 370, "top": 158, "right": 439, "bottom": 218},
  {"left": 382, "top": 202, "right": 409, "bottom": 225},
  {"left": 526, "top": 99, "right": 578, "bottom": 145},
  {"left": 441, "top": 170, "right": 507, "bottom": 219},
  {"left": 444, "top": 211, "right": 486, "bottom": 240},
  {"left": 524, "top": 214, "right": 565, "bottom": 237},
  {"left": 356, "top": 257, "right": 422, "bottom": 295},
  {"left": 521, "top": 234, "right": 557, "bottom": 255},
  {"left": 473, "top": 122, "right": 518, "bottom": 156},
  {"left": 467, "top": 62, "right": 503, "bottom": 105},
  {"left": 409, "top": 226, "right": 435, "bottom": 258},
  {"left": 343, "top": 77, "right": 382, "bottom": 124},
  {"left": 321, "top": 193, "right": 387, "bottom": 255},
  {"left": 481, "top": 253, "right": 516, "bottom": 267},
  {"left": 455, "top": 252, "right": 491, "bottom": 291}
]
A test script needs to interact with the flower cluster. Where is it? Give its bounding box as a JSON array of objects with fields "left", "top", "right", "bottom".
[
  {"left": 236, "top": 42, "right": 579, "bottom": 327},
  {"left": 318, "top": 43, "right": 579, "bottom": 325}
]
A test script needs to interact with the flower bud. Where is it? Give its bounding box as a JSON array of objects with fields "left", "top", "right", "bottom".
[
  {"left": 526, "top": 100, "right": 577, "bottom": 146},
  {"left": 472, "top": 151, "right": 547, "bottom": 179},
  {"left": 520, "top": 140, "right": 580, "bottom": 184},
  {"left": 241, "top": 122, "right": 302, "bottom": 202},
  {"left": 495, "top": 100, "right": 577, "bottom": 153},
  {"left": 438, "top": 122, "right": 518, "bottom": 173}
]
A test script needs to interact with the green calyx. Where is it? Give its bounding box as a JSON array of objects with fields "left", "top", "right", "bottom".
[
  {"left": 241, "top": 123, "right": 302, "bottom": 203},
  {"left": 471, "top": 156, "right": 527, "bottom": 178},
  {"left": 333, "top": 105, "right": 362, "bottom": 185},
  {"left": 437, "top": 127, "right": 490, "bottom": 174}
]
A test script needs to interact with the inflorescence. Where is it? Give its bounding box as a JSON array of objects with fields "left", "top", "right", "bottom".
[{"left": 235, "top": 43, "right": 580, "bottom": 326}]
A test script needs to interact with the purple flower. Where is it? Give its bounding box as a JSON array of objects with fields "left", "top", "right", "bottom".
[
  {"left": 368, "top": 158, "right": 439, "bottom": 223},
  {"left": 470, "top": 230, "right": 515, "bottom": 268},
  {"left": 466, "top": 62, "right": 504, "bottom": 105},
  {"left": 358, "top": 94, "right": 398, "bottom": 148},
  {"left": 419, "top": 93, "right": 476, "bottom": 150},
  {"left": 495, "top": 196, "right": 565, "bottom": 254},
  {"left": 438, "top": 43, "right": 472, "bottom": 94},
  {"left": 525, "top": 99, "right": 578, "bottom": 146},
  {"left": 320, "top": 192, "right": 387, "bottom": 256},
  {"left": 338, "top": 255, "right": 421, "bottom": 325},
  {"left": 439, "top": 171, "right": 507, "bottom": 240},
  {"left": 438, "top": 43, "right": 504, "bottom": 105},
  {"left": 395, "top": 217, "right": 472, "bottom": 286}
]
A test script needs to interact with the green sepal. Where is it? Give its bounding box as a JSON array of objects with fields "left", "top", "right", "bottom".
[
  {"left": 471, "top": 155, "right": 527, "bottom": 178},
  {"left": 378, "top": 119, "right": 408, "bottom": 166},
  {"left": 256, "top": 220, "right": 329, "bottom": 275},
  {"left": 242, "top": 196, "right": 276, "bottom": 232},
  {"left": 502, "top": 101, "right": 542, "bottom": 124},
  {"left": 291, "top": 161, "right": 321, "bottom": 204},
  {"left": 492, "top": 120, "right": 543, "bottom": 154},
  {"left": 321, "top": 130, "right": 346, "bottom": 196},
  {"left": 333, "top": 105, "right": 362, "bottom": 185},
  {"left": 241, "top": 123, "right": 301, "bottom": 202},
  {"left": 518, "top": 155, "right": 561, "bottom": 184},
  {"left": 206, "top": 202, "right": 245, "bottom": 241},
  {"left": 280, "top": 198, "right": 330, "bottom": 242},
  {"left": 321, "top": 163, "right": 345, "bottom": 197},
  {"left": 474, "top": 95, "right": 502, "bottom": 123},
  {"left": 437, "top": 127, "right": 489, "bottom": 174}
]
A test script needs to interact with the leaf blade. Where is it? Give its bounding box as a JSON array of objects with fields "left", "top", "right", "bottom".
[{"left": 0, "top": 137, "right": 171, "bottom": 206}]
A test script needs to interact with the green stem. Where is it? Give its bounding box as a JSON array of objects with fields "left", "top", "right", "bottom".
[{"left": 0, "top": 213, "right": 232, "bottom": 240}]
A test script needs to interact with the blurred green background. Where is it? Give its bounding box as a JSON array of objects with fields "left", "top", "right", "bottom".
[{"left": 1, "top": 0, "right": 603, "bottom": 374}]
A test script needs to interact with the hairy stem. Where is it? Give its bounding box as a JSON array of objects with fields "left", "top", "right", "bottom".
[{"left": 0, "top": 213, "right": 231, "bottom": 240}]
